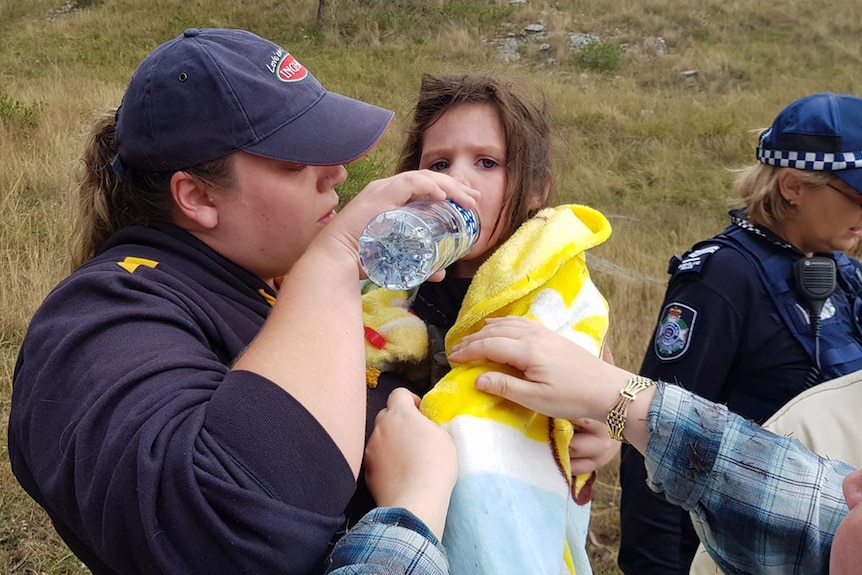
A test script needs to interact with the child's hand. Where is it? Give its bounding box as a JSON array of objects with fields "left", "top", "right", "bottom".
[
  {"left": 569, "top": 417, "right": 620, "bottom": 476},
  {"left": 364, "top": 387, "right": 457, "bottom": 539}
]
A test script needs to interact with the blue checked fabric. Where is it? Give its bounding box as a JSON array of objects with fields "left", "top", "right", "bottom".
[
  {"left": 757, "top": 146, "right": 862, "bottom": 170},
  {"left": 644, "top": 382, "right": 854, "bottom": 575},
  {"left": 325, "top": 507, "right": 448, "bottom": 574}
]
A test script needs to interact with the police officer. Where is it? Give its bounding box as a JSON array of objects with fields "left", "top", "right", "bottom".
[{"left": 618, "top": 92, "right": 862, "bottom": 575}]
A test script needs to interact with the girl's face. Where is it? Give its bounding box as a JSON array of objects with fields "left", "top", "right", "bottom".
[
  {"left": 786, "top": 178, "right": 862, "bottom": 255},
  {"left": 418, "top": 102, "right": 507, "bottom": 277},
  {"left": 205, "top": 152, "right": 347, "bottom": 283}
]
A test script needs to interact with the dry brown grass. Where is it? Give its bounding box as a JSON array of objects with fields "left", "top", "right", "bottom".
[{"left": 3, "top": 0, "right": 862, "bottom": 573}]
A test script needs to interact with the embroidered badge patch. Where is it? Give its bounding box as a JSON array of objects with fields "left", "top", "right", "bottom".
[{"left": 654, "top": 302, "right": 697, "bottom": 361}]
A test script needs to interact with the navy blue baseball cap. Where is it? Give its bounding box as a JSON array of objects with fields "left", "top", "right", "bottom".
[
  {"left": 113, "top": 28, "right": 394, "bottom": 175},
  {"left": 757, "top": 92, "right": 862, "bottom": 195}
]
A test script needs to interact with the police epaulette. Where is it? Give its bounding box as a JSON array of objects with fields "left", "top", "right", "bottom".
[{"left": 669, "top": 244, "right": 722, "bottom": 276}]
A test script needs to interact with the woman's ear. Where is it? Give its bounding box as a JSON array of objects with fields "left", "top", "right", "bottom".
[
  {"left": 529, "top": 172, "right": 553, "bottom": 211},
  {"left": 777, "top": 168, "right": 804, "bottom": 206},
  {"left": 171, "top": 171, "right": 218, "bottom": 229}
]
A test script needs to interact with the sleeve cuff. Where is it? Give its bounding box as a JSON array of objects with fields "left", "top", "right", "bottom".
[
  {"left": 643, "top": 381, "right": 726, "bottom": 510},
  {"left": 324, "top": 508, "right": 447, "bottom": 574}
]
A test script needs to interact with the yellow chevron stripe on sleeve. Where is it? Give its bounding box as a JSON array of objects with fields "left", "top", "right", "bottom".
[{"left": 116, "top": 257, "right": 158, "bottom": 273}]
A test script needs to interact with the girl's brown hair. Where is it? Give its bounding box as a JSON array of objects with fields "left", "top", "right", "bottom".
[{"left": 395, "top": 74, "right": 553, "bottom": 247}]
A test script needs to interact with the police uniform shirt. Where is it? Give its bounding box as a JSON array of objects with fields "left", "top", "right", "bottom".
[
  {"left": 641, "top": 243, "right": 811, "bottom": 422},
  {"left": 619, "top": 232, "right": 812, "bottom": 575}
]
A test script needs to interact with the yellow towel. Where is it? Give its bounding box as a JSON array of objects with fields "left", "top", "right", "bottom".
[{"left": 420, "top": 204, "right": 611, "bottom": 575}]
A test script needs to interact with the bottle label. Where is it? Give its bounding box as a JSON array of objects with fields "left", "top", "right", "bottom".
[{"left": 446, "top": 200, "right": 480, "bottom": 239}]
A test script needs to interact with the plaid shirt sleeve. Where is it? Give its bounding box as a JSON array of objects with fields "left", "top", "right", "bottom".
[
  {"left": 644, "top": 382, "right": 854, "bottom": 575},
  {"left": 325, "top": 508, "right": 448, "bottom": 575}
]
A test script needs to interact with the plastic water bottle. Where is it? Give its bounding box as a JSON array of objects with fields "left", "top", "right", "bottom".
[{"left": 359, "top": 199, "right": 481, "bottom": 290}]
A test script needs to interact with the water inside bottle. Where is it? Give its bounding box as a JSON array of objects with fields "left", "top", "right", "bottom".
[
  {"left": 359, "top": 199, "right": 479, "bottom": 290},
  {"left": 359, "top": 210, "right": 438, "bottom": 289}
]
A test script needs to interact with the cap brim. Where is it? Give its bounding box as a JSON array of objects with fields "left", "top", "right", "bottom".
[
  {"left": 245, "top": 91, "right": 394, "bottom": 166},
  {"left": 836, "top": 170, "right": 862, "bottom": 197}
]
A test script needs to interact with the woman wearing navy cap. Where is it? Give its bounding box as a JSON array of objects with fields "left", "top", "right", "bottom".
[
  {"left": 7, "top": 28, "right": 474, "bottom": 574},
  {"left": 619, "top": 91, "right": 862, "bottom": 575}
]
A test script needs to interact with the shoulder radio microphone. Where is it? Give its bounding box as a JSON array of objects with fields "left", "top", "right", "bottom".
[{"left": 792, "top": 255, "right": 837, "bottom": 387}]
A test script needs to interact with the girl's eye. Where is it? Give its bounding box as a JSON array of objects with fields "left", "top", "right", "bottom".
[
  {"left": 480, "top": 158, "right": 498, "bottom": 169},
  {"left": 430, "top": 160, "right": 449, "bottom": 171}
]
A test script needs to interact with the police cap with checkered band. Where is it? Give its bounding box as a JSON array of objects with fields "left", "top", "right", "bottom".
[{"left": 757, "top": 91, "right": 862, "bottom": 196}]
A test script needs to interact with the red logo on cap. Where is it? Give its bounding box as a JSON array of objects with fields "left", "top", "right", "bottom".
[{"left": 277, "top": 54, "right": 308, "bottom": 83}]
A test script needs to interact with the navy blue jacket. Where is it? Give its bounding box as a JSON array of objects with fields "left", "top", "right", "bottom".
[
  {"left": 619, "top": 213, "right": 862, "bottom": 575},
  {"left": 8, "top": 224, "right": 356, "bottom": 575}
]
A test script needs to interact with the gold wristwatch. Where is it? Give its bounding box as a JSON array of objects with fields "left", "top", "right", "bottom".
[{"left": 607, "top": 375, "right": 656, "bottom": 443}]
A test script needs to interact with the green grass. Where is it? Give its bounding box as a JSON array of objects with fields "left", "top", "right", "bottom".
[
  {"left": 0, "top": 93, "right": 41, "bottom": 127},
  {"left": 577, "top": 40, "right": 623, "bottom": 72}
]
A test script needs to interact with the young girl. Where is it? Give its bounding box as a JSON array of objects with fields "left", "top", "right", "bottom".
[{"left": 355, "top": 73, "right": 619, "bottom": 575}]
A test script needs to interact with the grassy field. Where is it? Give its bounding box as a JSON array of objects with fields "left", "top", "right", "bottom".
[{"left": 3, "top": 0, "right": 862, "bottom": 573}]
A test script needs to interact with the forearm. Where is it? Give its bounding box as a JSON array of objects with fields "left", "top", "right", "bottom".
[
  {"left": 451, "top": 316, "right": 655, "bottom": 449},
  {"left": 570, "top": 358, "right": 654, "bottom": 453},
  {"left": 234, "top": 243, "right": 367, "bottom": 475},
  {"left": 644, "top": 382, "right": 852, "bottom": 574}
]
